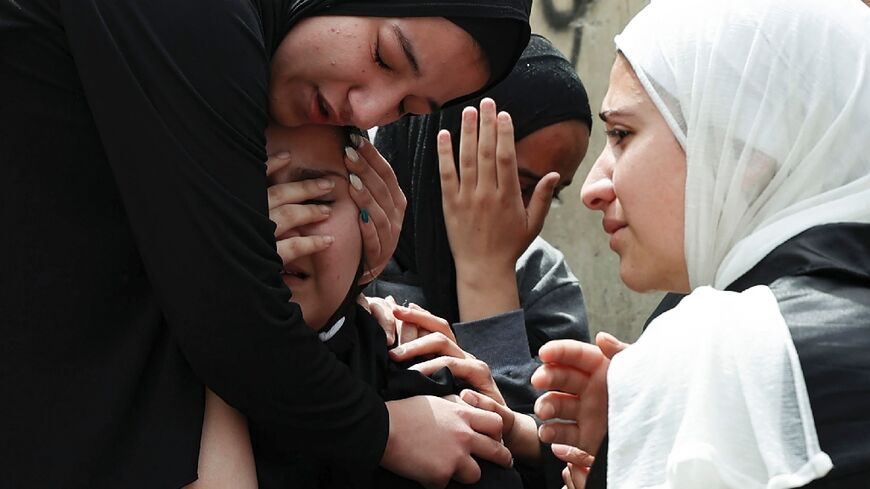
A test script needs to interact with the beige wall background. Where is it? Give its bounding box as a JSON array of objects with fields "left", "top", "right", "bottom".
[{"left": 530, "top": 0, "right": 660, "bottom": 342}]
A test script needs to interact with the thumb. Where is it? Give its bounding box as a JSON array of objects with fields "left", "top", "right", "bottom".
[
  {"left": 596, "top": 331, "right": 629, "bottom": 359},
  {"left": 526, "top": 172, "right": 560, "bottom": 236},
  {"left": 265, "top": 151, "right": 293, "bottom": 178}
]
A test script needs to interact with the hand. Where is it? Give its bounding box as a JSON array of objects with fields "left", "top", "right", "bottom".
[
  {"left": 265, "top": 151, "right": 336, "bottom": 263},
  {"left": 394, "top": 303, "right": 457, "bottom": 345},
  {"left": 343, "top": 135, "right": 407, "bottom": 284},
  {"left": 361, "top": 295, "right": 401, "bottom": 346},
  {"left": 461, "top": 390, "right": 541, "bottom": 464},
  {"left": 382, "top": 396, "right": 512, "bottom": 489},
  {"left": 552, "top": 444, "right": 594, "bottom": 489},
  {"left": 531, "top": 334, "right": 629, "bottom": 458},
  {"left": 437, "top": 98, "right": 559, "bottom": 321}
]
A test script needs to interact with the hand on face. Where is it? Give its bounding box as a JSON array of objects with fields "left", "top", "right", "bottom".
[
  {"left": 438, "top": 98, "right": 560, "bottom": 281},
  {"left": 266, "top": 151, "right": 336, "bottom": 263},
  {"left": 531, "top": 334, "right": 629, "bottom": 459},
  {"left": 342, "top": 135, "right": 407, "bottom": 284}
]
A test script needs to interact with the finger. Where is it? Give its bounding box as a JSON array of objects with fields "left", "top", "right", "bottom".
[
  {"left": 563, "top": 466, "right": 576, "bottom": 489},
  {"left": 476, "top": 98, "right": 498, "bottom": 191},
  {"left": 269, "top": 203, "right": 331, "bottom": 238},
  {"left": 467, "top": 429, "right": 513, "bottom": 468},
  {"left": 390, "top": 332, "right": 466, "bottom": 362},
  {"left": 344, "top": 145, "right": 395, "bottom": 211},
  {"left": 531, "top": 363, "right": 591, "bottom": 395},
  {"left": 266, "top": 179, "right": 334, "bottom": 211},
  {"left": 368, "top": 300, "right": 398, "bottom": 346},
  {"left": 535, "top": 391, "right": 582, "bottom": 421},
  {"left": 525, "top": 171, "right": 560, "bottom": 235},
  {"left": 596, "top": 331, "right": 630, "bottom": 360},
  {"left": 458, "top": 107, "right": 479, "bottom": 191},
  {"left": 411, "top": 358, "right": 496, "bottom": 399},
  {"left": 552, "top": 444, "right": 595, "bottom": 468},
  {"left": 275, "top": 235, "right": 334, "bottom": 265},
  {"left": 538, "top": 340, "right": 607, "bottom": 372},
  {"left": 265, "top": 151, "right": 292, "bottom": 178},
  {"left": 393, "top": 307, "right": 456, "bottom": 342},
  {"left": 354, "top": 136, "right": 407, "bottom": 218},
  {"left": 398, "top": 323, "right": 420, "bottom": 346},
  {"left": 357, "top": 202, "right": 389, "bottom": 268},
  {"left": 437, "top": 130, "right": 460, "bottom": 197},
  {"left": 451, "top": 456, "right": 482, "bottom": 486},
  {"left": 461, "top": 390, "right": 513, "bottom": 430},
  {"left": 494, "top": 110, "right": 519, "bottom": 193},
  {"left": 538, "top": 421, "right": 582, "bottom": 447}
]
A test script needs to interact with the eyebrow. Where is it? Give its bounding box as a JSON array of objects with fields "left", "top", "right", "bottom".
[
  {"left": 599, "top": 108, "right": 633, "bottom": 123},
  {"left": 288, "top": 166, "right": 347, "bottom": 182},
  {"left": 393, "top": 24, "right": 440, "bottom": 114}
]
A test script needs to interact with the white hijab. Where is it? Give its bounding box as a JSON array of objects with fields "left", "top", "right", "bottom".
[{"left": 605, "top": 0, "right": 870, "bottom": 487}]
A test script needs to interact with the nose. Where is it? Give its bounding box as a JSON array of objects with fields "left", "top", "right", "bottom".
[
  {"left": 347, "top": 86, "right": 404, "bottom": 130},
  {"left": 581, "top": 148, "right": 616, "bottom": 211}
]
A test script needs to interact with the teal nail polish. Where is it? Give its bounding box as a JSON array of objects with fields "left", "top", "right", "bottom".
[{"left": 360, "top": 208, "right": 370, "bottom": 224}]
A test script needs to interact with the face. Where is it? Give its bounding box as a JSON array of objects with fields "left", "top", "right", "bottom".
[
  {"left": 270, "top": 16, "right": 490, "bottom": 130},
  {"left": 580, "top": 54, "right": 689, "bottom": 293},
  {"left": 515, "top": 119, "right": 590, "bottom": 207},
  {"left": 265, "top": 124, "right": 362, "bottom": 331}
]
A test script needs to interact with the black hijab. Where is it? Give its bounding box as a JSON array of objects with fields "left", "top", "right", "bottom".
[
  {"left": 374, "top": 35, "right": 593, "bottom": 324},
  {"left": 257, "top": 0, "right": 532, "bottom": 102}
]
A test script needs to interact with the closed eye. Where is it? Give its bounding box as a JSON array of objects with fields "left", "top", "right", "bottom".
[{"left": 374, "top": 36, "right": 390, "bottom": 71}]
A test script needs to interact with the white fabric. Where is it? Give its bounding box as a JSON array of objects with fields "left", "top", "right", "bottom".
[
  {"left": 603, "top": 0, "right": 870, "bottom": 486},
  {"left": 608, "top": 287, "right": 832, "bottom": 489},
  {"left": 318, "top": 316, "right": 346, "bottom": 342},
  {"left": 615, "top": 0, "right": 870, "bottom": 290}
]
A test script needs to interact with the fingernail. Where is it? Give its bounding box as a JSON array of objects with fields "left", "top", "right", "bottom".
[
  {"left": 551, "top": 444, "right": 569, "bottom": 457},
  {"left": 349, "top": 173, "right": 363, "bottom": 191},
  {"left": 349, "top": 133, "right": 363, "bottom": 148},
  {"left": 537, "top": 402, "right": 555, "bottom": 419},
  {"left": 275, "top": 151, "right": 291, "bottom": 160},
  {"left": 323, "top": 236, "right": 335, "bottom": 245},
  {"left": 360, "top": 208, "right": 370, "bottom": 224},
  {"left": 345, "top": 146, "right": 360, "bottom": 162},
  {"left": 391, "top": 346, "right": 405, "bottom": 356},
  {"left": 318, "top": 205, "right": 331, "bottom": 215},
  {"left": 317, "top": 178, "right": 335, "bottom": 190},
  {"left": 462, "top": 390, "right": 478, "bottom": 407}
]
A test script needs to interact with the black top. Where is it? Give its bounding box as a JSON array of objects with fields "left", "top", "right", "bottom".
[
  {"left": 0, "top": 1, "right": 389, "bottom": 487},
  {"left": 587, "top": 223, "right": 870, "bottom": 488}
]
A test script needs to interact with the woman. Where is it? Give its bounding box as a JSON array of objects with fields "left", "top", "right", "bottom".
[
  {"left": 530, "top": 0, "right": 870, "bottom": 487},
  {"left": 368, "top": 35, "right": 593, "bottom": 417},
  {"left": 0, "top": 1, "right": 531, "bottom": 487},
  {"left": 196, "top": 123, "right": 524, "bottom": 489}
]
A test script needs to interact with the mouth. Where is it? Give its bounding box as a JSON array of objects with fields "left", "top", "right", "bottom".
[{"left": 281, "top": 266, "right": 310, "bottom": 282}]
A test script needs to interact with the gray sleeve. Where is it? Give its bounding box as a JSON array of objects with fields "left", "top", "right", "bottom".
[{"left": 454, "top": 238, "right": 590, "bottom": 413}]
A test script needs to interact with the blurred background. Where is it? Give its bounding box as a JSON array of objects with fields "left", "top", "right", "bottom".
[{"left": 530, "top": 0, "right": 659, "bottom": 342}]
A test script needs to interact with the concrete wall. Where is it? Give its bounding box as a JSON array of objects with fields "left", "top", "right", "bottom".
[{"left": 531, "top": 0, "right": 661, "bottom": 342}]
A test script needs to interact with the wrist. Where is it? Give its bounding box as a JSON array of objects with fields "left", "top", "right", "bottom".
[{"left": 505, "top": 413, "right": 541, "bottom": 464}]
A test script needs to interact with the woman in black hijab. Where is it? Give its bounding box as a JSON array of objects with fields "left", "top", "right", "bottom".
[
  {"left": 0, "top": 1, "right": 530, "bottom": 488},
  {"left": 368, "top": 35, "right": 593, "bottom": 488}
]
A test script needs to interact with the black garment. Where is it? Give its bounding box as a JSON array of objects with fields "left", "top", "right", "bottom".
[
  {"left": 252, "top": 305, "right": 524, "bottom": 489},
  {"left": 0, "top": 1, "right": 530, "bottom": 488},
  {"left": 375, "top": 34, "right": 592, "bottom": 325},
  {"left": 587, "top": 223, "right": 870, "bottom": 488}
]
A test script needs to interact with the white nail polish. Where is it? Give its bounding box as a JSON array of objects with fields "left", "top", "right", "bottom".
[
  {"left": 349, "top": 133, "right": 362, "bottom": 148},
  {"left": 345, "top": 146, "right": 360, "bottom": 162},
  {"left": 349, "top": 173, "right": 363, "bottom": 191}
]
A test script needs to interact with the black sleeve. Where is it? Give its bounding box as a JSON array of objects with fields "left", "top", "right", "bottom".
[{"left": 59, "top": 0, "right": 388, "bottom": 468}]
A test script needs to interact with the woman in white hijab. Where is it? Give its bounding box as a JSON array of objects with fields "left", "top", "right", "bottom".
[{"left": 530, "top": 0, "right": 870, "bottom": 487}]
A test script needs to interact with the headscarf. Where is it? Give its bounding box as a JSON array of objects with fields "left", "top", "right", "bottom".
[
  {"left": 375, "top": 35, "right": 591, "bottom": 324},
  {"left": 614, "top": 0, "right": 870, "bottom": 290},
  {"left": 603, "top": 0, "right": 870, "bottom": 486},
  {"left": 258, "top": 0, "right": 532, "bottom": 103}
]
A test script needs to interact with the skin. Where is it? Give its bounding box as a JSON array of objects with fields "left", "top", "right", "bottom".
[
  {"left": 265, "top": 125, "right": 363, "bottom": 329},
  {"left": 194, "top": 125, "right": 512, "bottom": 489},
  {"left": 534, "top": 53, "right": 689, "bottom": 467},
  {"left": 270, "top": 16, "right": 489, "bottom": 130},
  {"left": 580, "top": 53, "right": 689, "bottom": 293},
  {"left": 516, "top": 119, "right": 590, "bottom": 207}
]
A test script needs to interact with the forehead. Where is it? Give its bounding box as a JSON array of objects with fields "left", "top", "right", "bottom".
[
  {"left": 515, "top": 120, "right": 590, "bottom": 180},
  {"left": 265, "top": 125, "right": 346, "bottom": 177},
  {"left": 601, "top": 55, "right": 651, "bottom": 115}
]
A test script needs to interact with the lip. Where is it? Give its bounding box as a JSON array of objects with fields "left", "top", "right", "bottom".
[
  {"left": 281, "top": 264, "right": 310, "bottom": 285},
  {"left": 602, "top": 217, "right": 628, "bottom": 235}
]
